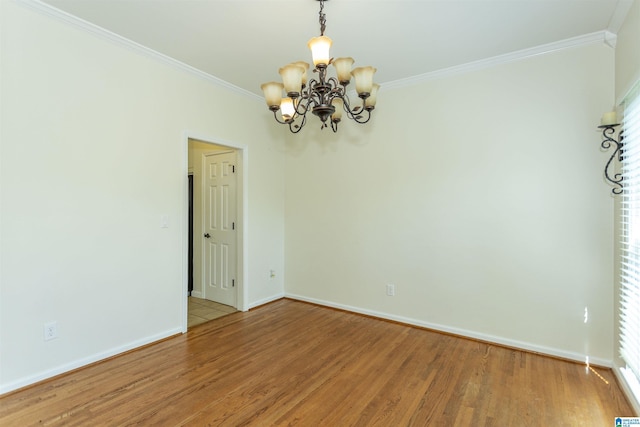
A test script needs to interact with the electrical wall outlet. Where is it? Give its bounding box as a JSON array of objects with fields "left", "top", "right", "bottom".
[
  {"left": 44, "top": 321, "right": 58, "bottom": 341},
  {"left": 386, "top": 284, "right": 396, "bottom": 296}
]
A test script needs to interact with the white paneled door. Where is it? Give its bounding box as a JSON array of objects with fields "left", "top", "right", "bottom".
[{"left": 202, "top": 151, "right": 237, "bottom": 307}]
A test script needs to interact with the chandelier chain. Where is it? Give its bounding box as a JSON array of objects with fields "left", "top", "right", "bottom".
[{"left": 318, "top": 0, "right": 326, "bottom": 36}]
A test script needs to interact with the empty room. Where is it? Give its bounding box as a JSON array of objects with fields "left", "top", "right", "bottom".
[{"left": 1, "top": 0, "right": 640, "bottom": 425}]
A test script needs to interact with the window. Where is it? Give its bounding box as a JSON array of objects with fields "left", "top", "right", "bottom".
[{"left": 620, "top": 81, "right": 640, "bottom": 392}]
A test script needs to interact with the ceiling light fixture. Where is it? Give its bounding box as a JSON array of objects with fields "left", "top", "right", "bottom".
[{"left": 260, "top": 0, "right": 379, "bottom": 133}]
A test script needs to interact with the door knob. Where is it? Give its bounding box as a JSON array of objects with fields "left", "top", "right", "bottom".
[{"left": 204, "top": 233, "right": 211, "bottom": 238}]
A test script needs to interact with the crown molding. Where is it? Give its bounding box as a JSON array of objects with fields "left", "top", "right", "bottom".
[
  {"left": 607, "top": 0, "right": 634, "bottom": 34},
  {"left": 382, "top": 31, "right": 617, "bottom": 92},
  {"left": 13, "top": 0, "right": 620, "bottom": 99},
  {"left": 14, "top": 0, "right": 262, "bottom": 102}
]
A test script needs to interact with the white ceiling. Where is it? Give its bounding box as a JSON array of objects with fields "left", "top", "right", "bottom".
[{"left": 39, "top": 0, "right": 633, "bottom": 97}]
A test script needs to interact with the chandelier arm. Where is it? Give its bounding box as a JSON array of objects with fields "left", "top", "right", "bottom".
[
  {"left": 305, "top": 79, "right": 325, "bottom": 103},
  {"left": 339, "top": 91, "right": 352, "bottom": 109},
  {"left": 326, "top": 77, "right": 341, "bottom": 90},
  {"left": 271, "top": 110, "right": 291, "bottom": 125},
  {"left": 288, "top": 113, "right": 307, "bottom": 133},
  {"left": 293, "top": 94, "right": 314, "bottom": 116},
  {"left": 341, "top": 96, "right": 356, "bottom": 119},
  {"left": 351, "top": 109, "right": 372, "bottom": 124},
  {"left": 338, "top": 95, "right": 371, "bottom": 124},
  {"left": 327, "top": 90, "right": 344, "bottom": 101}
]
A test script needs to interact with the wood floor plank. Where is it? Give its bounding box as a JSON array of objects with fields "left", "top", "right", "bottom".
[{"left": 0, "top": 298, "right": 635, "bottom": 426}]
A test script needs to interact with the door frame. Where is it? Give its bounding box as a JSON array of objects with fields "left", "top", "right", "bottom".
[{"left": 182, "top": 131, "right": 248, "bottom": 333}]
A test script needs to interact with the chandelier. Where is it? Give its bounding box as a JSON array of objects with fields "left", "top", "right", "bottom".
[{"left": 260, "top": 0, "right": 379, "bottom": 133}]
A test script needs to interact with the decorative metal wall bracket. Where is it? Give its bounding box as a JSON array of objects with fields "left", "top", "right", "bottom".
[{"left": 599, "top": 123, "right": 624, "bottom": 195}]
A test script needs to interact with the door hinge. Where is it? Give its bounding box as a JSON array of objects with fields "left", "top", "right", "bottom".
[
  {"left": 232, "top": 165, "right": 235, "bottom": 173},
  {"left": 232, "top": 279, "right": 235, "bottom": 287},
  {"left": 232, "top": 222, "right": 235, "bottom": 230}
]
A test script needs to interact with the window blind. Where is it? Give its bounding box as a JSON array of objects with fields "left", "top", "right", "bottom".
[{"left": 620, "top": 82, "right": 640, "bottom": 384}]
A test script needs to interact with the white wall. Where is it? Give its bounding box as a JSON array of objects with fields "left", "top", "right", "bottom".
[
  {"left": 0, "top": 1, "right": 284, "bottom": 392},
  {"left": 285, "top": 43, "right": 616, "bottom": 364}
]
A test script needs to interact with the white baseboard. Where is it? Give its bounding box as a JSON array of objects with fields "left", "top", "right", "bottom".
[
  {"left": 613, "top": 363, "right": 640, "bottom": 415},
  {"left": 0, "top": 327, "right": 183, "bottom": 395},
  {"left": 248, "top": 293, "right": 285, "bottom": 310},
  {"left": 190, "top": 291, "right": 203, "bottom": 298},
  {"left": 285, "top": 293, "right": 612, "bottom": 368}
]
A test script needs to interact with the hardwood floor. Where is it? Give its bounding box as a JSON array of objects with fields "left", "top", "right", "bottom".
[{"left": 0, "top": 299, "right": 635, "bottom": 426}]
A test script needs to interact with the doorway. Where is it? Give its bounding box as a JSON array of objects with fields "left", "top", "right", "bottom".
[{"left": 185, "top": 136, "right": 246, "bottom": 330}]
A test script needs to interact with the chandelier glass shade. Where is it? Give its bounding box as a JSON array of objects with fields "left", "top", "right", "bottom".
[{"left": 260, "top": 0, "right": 379, "bottom": 133}]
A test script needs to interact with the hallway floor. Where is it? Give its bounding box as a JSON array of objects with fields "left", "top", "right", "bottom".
[{"left": 188, "top": 296, "right": 237, "bottom": 328}]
